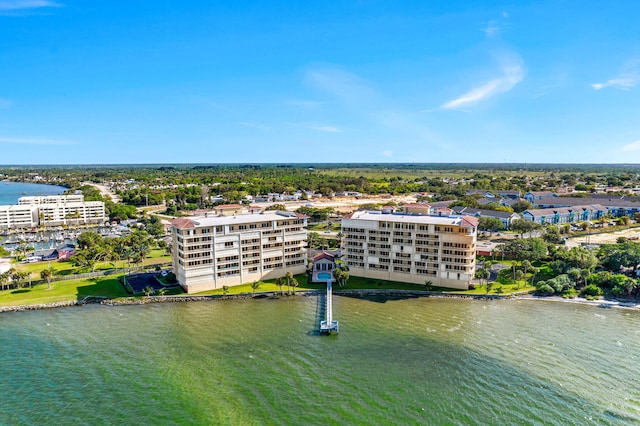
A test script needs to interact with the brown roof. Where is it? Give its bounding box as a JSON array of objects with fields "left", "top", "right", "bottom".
[
  {"left": 170, "top": 218, "right": 195, "bottom": 229},
  {"left": 403, "top": 203, "right": 431, "bottom": 208},
  {"left": 215, "top": 204, "right": 243, "bottom": 209},
  {"left": 461, "top": 216, "right": 479, "bottom": 228},
  {"left": 313, "top": 251, "right": 335, "bottom": 262},
  {"left": 293, "top": 212, "right": 309, "bottom": 219}
]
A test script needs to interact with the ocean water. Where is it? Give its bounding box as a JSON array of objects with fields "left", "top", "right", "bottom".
[
  {"left": 0, "top": 181, "right": 67, "bottom": 205},
  {"left": 0, "top": 296, "right": 638, "bottom": 425}
]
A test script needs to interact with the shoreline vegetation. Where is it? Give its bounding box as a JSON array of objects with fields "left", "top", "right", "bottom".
[
  {"left": 3, "top": 164, "right": 640, "bottom": 313},
  {"left": 1, "top": 288, "right": 638, "bottom": 314}
]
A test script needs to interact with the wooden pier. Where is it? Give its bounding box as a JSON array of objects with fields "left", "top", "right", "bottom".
[{"left": 320, "top": 280, "right": 339, "bottom": 334}]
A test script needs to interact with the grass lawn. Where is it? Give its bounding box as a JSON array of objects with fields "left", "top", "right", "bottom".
[
  {"left": 0, "top": 275, "right": 129, "bottom": 307},
  {"left": 12, "top": 254, "right": 172, "bottom": 281},
  {"left": 192, "top": 274, "right": 504, "bottom": 296}
]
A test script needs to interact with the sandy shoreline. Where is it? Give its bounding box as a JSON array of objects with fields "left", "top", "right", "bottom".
[{"left": 1, "top": 290, "right": 638, "bottom": 314}]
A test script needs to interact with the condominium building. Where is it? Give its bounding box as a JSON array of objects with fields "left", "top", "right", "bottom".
[
  {"left": 0, "top": 195, "right": 106, "bottom": 229},
  {"left": 171, "top": 210, "right": 307, "bottom": 293},
  {"left": 341, "top": 211, "right": 478, "bottom": 290},
  {"left": 0, "top": 205, "right": 38, "bottom": 229},
  {"left": 18, "top": 194, "right": 85, "bottom": 205}
]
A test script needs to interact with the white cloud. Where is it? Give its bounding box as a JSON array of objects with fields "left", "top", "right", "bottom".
[
  {"left": 0, "top": 0, "right": 61, "bottom": 11},
  {"left": 288, "top": 122, "right": 342, "bottom": 133},
  {"left": 0, "top": 136, "right": 73, "bottom": 145},
  {"left": 440, "top": 55, "right": 525, "bottom": 110},
  {"left": 591, "top": 58, "right": 639, "bottom": 90},
  {"left": 621, "top": 140, "right": 640, "bottom": 152},
  {"left": 483, "top": 20, "right": 501, "bottom": 38},
  {"left": 312, "top": 125, "right": 341, "bottom": 133},
  {"left": 590, "top": 77, "right": 637, "bottom": 90},
  {"left": 382, "top": 150, "right": 394, "bottom": 158}
]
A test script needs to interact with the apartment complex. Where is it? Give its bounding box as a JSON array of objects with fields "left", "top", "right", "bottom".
[
  {"left": 171, "top": 210, "right": 307, "bottom": 293},
  {"left": 0, "top": 195, "right": 106, "bottom": 229},
  {"left": 341, "top": 211, "right": 478, "bottom": 290},
  {"left": 0, "top": 205, "right": 38, "bottom": 229}
]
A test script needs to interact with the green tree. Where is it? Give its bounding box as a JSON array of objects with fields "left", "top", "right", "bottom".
[
  {"left": 222, "top": 285, "right": 229, "bottom": 295},
  {"left": 276, "top": 277, "right": 285, "bottom": 296},
  {"left": 0, "top": 271, "right": 9, "bottom": 292},
  {"left": 250, "top": 280, "right": 260, "bottom": 294},
  {"left": 475, "top": 268, "right": 490, "bottom": 286},
  {"left": 511, "top": 200, "right": 533, "bottom": 213},
  {"left": 40, "top": 265, "right": 56, "bottom": 290},
  {"left": 478, "top": 217, "right": 505, "bottom": 234}
]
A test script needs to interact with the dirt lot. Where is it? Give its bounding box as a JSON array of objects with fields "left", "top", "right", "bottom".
[
  {"left": 269, "top": 195, "right": 419, "bottom": 213},
  {"left": 565, "top": 227, "right": 640, "bottom": 248}
]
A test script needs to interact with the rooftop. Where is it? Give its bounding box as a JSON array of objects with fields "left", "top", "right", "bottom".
[
  {"left": 343, "top": 210, "right": 478, "bottom": 228},
  {"left": 171, "top": 210, "right": 305, "bottom": 229}
]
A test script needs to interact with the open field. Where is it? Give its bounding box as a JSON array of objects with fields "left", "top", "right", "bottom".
[
  {"left": 565, "top": 227, "right": 640, "bottom": 247},
  {"left": 0, "top": 275, "right": 128, "bottom": 307}
]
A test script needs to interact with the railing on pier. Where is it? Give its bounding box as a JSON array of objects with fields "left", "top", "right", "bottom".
[{"left": 320, "top": 280, "right": 339, "bottom": 334}]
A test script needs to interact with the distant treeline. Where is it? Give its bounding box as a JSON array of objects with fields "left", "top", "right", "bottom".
[{"left": 1, "top": 164, "right": 640, "bottom": 210}]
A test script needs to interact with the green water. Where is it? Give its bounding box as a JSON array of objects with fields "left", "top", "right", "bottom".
[{"left": 1, "top": 296, "right": 639, "bottom": 425}]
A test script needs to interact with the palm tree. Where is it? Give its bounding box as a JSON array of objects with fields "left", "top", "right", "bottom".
[
  {"left": 0, "top": 272, "right": 9, "bottom": 292},
  {"left": 285, "top": 271, "right": 293, "bottom": 295},
  {"left": 276, "top": 277, "right": 285, "bottom": 295},
  {"left": 290, "top": 277, "right": 299, "bottom": 295},
  {"left": 10, "top": 270, "right": 29, "bottom": 289},
  {"left": 250, "top": 280, "right": 260, "bottom": 294},
  {"left": 40, "top": 265, "right": 56, "bottom": 290}
]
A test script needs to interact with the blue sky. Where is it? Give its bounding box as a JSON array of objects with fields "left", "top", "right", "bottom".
[{"left": 0, "top": 0, "right": 639, "bottom": 164}]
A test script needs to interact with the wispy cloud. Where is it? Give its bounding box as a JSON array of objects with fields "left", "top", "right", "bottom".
[
  {"left": 591, "top": 58, "right": 639, "bottom": 90},
  {"left": 288, "top": 122, "right": 342, "bottom": 133},
  {"left": 311, "top": 125, "right": 341, "bottom": 133},
  {"left": 0, "top": 98, "right": 11, "bottom": 109},
  {"left": 0, "top": 136, "right": 73, "bottom": 145},
  {"left": 0, "top": 0, "right": 62, "bottom": 11},
  {"left": 591, "top": 77, "right": 637, "bottom": 90},
  {"left": 381, "top": 150, "right": 394, "bottom": 158},
  {"left": 239, "top": 122, "right": 270, "bottom": 131},
  {"left": 621, "top": 140, "right": 640, "bottom": 152},
  {"left": 285, "top": 99, "right": 325, "bottom": 108},
  {"left": 304, "top": 66, "right": 375, "bottom": 104},
  {"left": 483, "top": 20, "right": 501, "bottom": 38},
  {"left": 439, "top": 53, "right": 525, "bottom": 110}
]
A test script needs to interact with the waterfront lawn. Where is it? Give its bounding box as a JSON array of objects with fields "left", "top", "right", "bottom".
[
  {"left": 195, "top": 274, "right": 460, "bottom": 296},
  {"left": 0, "top": 275, "right": 129, "bottom": 307},
  {"left": 13, "top": 254, "right": 172, "bottom": 281}
]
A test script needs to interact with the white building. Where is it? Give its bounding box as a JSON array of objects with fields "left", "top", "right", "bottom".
[
  {"left": 0, "top": 205, "right": 39, "bottom": 229},
  {"left": 171, "top": 210, "right": 308, "bottom": 293},
  {"left": 341, "top": 211, "right": 478, "bottom": 290},
  {"left": 0, "top": 195, "right": 106, "bottom": 229}
]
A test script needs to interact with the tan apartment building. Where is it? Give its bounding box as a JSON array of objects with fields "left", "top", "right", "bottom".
[
  {"left": 341, "top": 211, "right": 478, "bottom": 290},
  {"left": 171, "top": 210, "right": 308, "bottom": 293}
]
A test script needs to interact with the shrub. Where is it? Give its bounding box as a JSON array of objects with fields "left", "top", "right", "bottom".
[
  {"left": 497, "top": 268, "right": 515, "bottom": 284},
  {"left": 581, "top": 284, "right": 602, "bottom": 297}
]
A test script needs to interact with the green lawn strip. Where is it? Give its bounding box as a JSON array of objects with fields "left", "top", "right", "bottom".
[
  {"left": 12, "top": 255, "right": 171, "bottom": 281},
  {"left": 192, "top": 274, "right": 522, "bottom": 296},
  {"left": 0, "top": 275, "right": 129, "bottom": 307},
  {"left": 147, "top": 248, "right": 169, "bottom": 259}
]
